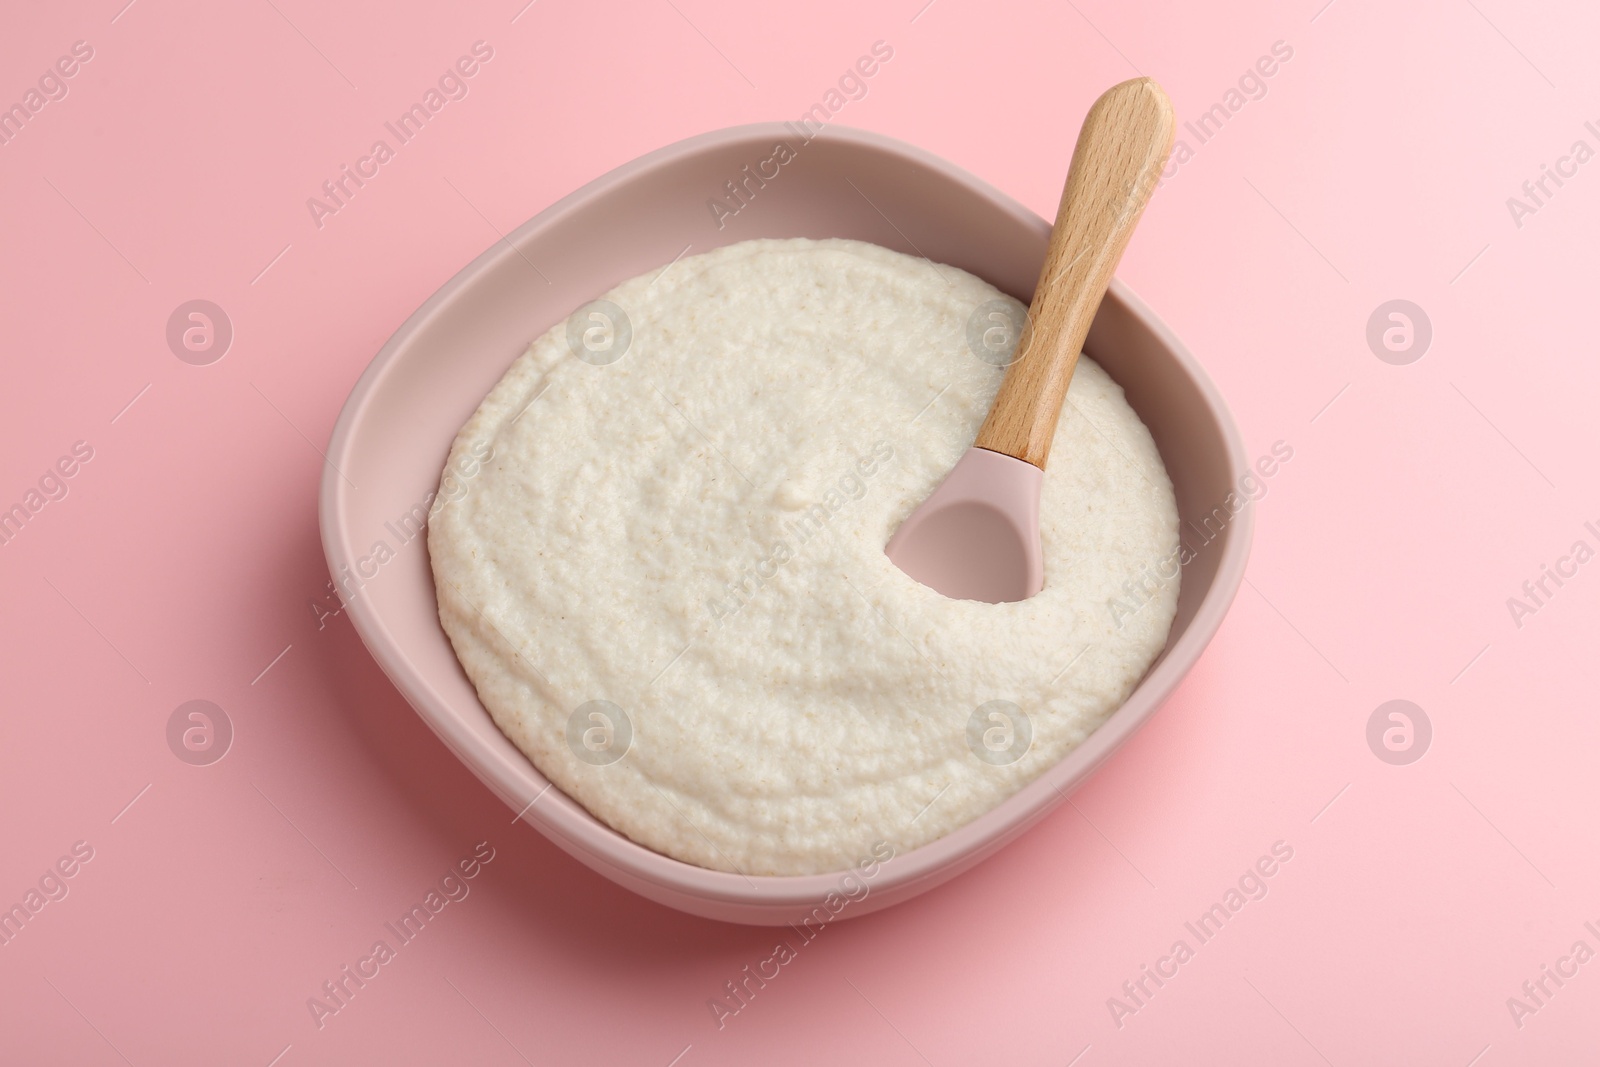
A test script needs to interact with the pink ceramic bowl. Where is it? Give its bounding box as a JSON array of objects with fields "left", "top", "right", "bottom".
[{"left": 319, "top": 123, "right": 1251, "bottom": 926}]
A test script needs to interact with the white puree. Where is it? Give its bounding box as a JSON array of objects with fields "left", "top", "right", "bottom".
[{"left": 429, "top": 238, "right": 1179, "bottom": 877}]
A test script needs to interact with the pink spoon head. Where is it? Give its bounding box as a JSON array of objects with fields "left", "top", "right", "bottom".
[{"left": 885, "top": 447, "right": 1044, "bottom": 603}]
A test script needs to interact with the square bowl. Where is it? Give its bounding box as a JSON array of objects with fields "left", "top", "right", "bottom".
[{"left": 320, "top": 123, "right": 1251, "bottom": 925}]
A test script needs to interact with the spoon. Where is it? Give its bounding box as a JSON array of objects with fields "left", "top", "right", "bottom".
[{"left": 885, "top": 77, "right": 1175, "bottom": 602}]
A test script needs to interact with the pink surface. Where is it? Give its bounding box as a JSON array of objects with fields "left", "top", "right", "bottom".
[{"left": 1, "top": 0, "right": 1595, "bottom": 1064}]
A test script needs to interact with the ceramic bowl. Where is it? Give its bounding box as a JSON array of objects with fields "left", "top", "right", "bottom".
[{"left": 319, "top": 123, "right": 1251, "bottom": 925}]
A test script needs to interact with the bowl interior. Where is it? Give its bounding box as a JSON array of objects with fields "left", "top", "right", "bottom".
[{"left": 322, "top": 124, "right": 1249, "bottom": 923}]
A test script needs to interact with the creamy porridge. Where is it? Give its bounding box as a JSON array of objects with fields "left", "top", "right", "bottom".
[{"left": 428, "top": 237, "right": 1179, "bottom": 877}]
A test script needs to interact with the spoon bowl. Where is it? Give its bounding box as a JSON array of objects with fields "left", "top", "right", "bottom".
[{"left": 883, "top": 447, "right": 1043, "bottom": 602}]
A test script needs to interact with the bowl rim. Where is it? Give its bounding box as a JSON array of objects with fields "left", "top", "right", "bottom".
[{"left": 319, "top": 121, "right": 1253, "bottom": 909}]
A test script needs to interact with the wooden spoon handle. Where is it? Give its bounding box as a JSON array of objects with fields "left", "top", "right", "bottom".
[{"left": 974, "top": 77, "right": 1175, "bottom": 469}]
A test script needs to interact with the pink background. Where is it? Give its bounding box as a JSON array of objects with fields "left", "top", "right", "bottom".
[{"left": 3, "top": 0, "right": 1597, "bottom": 1063}]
